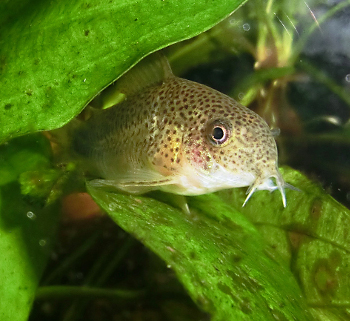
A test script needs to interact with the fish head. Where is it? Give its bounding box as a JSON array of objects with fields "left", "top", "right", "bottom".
[{"left": 157, "top": 78, "right": 288, "bottom": 205}]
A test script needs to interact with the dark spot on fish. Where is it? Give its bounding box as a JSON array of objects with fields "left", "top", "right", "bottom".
[
  {"left": 84, "top": 30, "right": 90, "bottom": 36},
  {"left": 4, "top": 103, "right": 12, "bottom": 110}
]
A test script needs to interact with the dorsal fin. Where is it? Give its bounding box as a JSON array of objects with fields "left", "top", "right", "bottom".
[
  {"left": 116, "top": 51, "right": 174, "bottom": 96},
  {"left": 89, "top": 52, "right": 174, "bottom": 110}
]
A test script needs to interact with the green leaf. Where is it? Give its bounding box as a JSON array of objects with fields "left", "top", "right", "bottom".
[
  {"left": 87, "top": 182, "right": 312, "bottom": 320},
  {"left": 0, "top": 0, "right": 246, "bottom": 143},
  {"left": 0, "top": 134, "right": 60, "bottom": 321},
  {"left": 0, "top": 134, "right": 52, "bottom": 186},
  {"left": 223, "top": 167, "right": 350, "bottom": 320}
]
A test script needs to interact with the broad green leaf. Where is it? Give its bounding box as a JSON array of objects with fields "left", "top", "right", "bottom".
[
  {"left": 87, "top": 183, "right": 312, "bottom": 320},
  {"left": 0, "top": 0, "right": 246, "bottom": 143},
  {"left": 224, "top": 167, "right": 350, "bottom": 320},
  {"left": 0, "top": 134, "right": 60, "bottom": 321}
]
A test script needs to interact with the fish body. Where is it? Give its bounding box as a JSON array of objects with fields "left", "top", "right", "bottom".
[{"left": 73, "top": 53, "right": 291, "bottom": 207}]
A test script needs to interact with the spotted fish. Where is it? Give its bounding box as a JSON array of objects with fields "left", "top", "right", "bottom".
[{"left": 72, "top": 53, "right": 295, "bottom": 211}]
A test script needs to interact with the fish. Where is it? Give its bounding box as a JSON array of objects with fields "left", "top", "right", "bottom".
[{"left": 71, "top": 52, "right": 295, "bottom": 212}]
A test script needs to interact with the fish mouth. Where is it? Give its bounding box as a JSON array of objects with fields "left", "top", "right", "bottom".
[{"left": 242, "top": 171, "right": 299, "bottom": 208}]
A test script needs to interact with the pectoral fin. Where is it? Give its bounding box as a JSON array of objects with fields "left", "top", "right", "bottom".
[
  {"left": 88, "top": 177, "right": 191, "bottom": 214},
  {"left": 88, "top": 175, "right": 177, "bottom": 195}
]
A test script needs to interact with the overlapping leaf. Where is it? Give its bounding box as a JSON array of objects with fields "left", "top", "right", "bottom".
[{"left": 0, "top": 0, "right": 245, "bottom": 143}]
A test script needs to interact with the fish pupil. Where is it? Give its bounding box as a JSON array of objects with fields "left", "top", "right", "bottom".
[{"left": 213, "top": 127, "right": 224, "bottom": 140}]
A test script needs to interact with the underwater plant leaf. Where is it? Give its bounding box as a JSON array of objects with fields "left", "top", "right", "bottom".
[
  {"left": 87, "top": 183, "right": 312, "bottom": 320},
  {"left": 224, "top": 166, "right": 350, "bottom": 320},
  {"left": 0, "top": 134, "right": 52, "bottom": 186},
  {"left": 0, "top": 0, "right": 246, "bottom": 143},
  {"left": 0, "top": 134, "right": 60, "bottom": 321}
]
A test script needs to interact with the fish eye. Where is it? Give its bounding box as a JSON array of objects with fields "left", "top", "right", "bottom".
[{"left": 207, "top": 120, "right": 231, "bottom": 146}]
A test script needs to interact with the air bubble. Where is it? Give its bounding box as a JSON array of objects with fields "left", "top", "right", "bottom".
[
  {"left": 39, "top": 239, "right": 47, "bottom": 247},
  {"left": 229, "top": 18, "right": 236, "bottom": 25},
  {"left": 242, "top": 23, "right": 250, "bottom": 31},
  {"left": 26, "top": 211, "right": 36, "bottom": 220},
  {"left": 238, "top": 92, "right": 245, "bottom": 100},
  {"left": 345, "top": 74, "right": 350, "bottom": 82}
]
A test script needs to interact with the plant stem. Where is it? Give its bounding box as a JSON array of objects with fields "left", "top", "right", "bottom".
[
  {"left": 41, "top": 231, "right": 101, "bottom": 285},
  {"left": 36, "top": 286, "right": 145, "bottom": 300}
]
